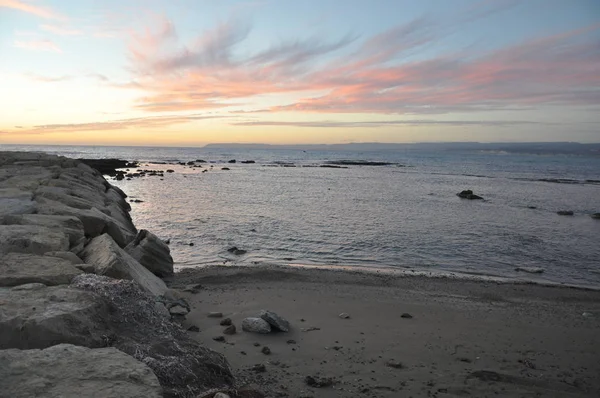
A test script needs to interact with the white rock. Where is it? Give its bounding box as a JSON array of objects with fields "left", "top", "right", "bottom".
[{"left": 242, "top": 317, "right": 272, "bottom": 334}]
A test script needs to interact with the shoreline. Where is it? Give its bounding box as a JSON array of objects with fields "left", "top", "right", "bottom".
[
  {"left": 169, "top": 264, "right": 600, "bottom": 397},
  {"left": 173, "top": 262, "right": 600, "bottom": 292}
]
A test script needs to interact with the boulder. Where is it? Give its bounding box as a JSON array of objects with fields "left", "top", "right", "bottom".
[
  {"left": 457, "top": 190, "right": 484, "bottom": 200},
  {"left": 0, "top": 225, "right": 70, "bottom": 255},
  {"left": 71, "top": 274, "right": 234, "bottom": 397},
  {"left": 125, "top": 229, "right": 174, "bottom": 277},
  {"left": 0, "top": 285, "right": 110, "bottom": 349},
  {"left": 0, "top": 344, "right": 163, "bottom": 398},
  {"left": 81, "top": 234, "right": 167, "bottom": 296},
  {"left": 242, "top": 318, "right": 272, "bottom": 334},
  {"left": 260, "top": 310, "right": 290, "bottom": 332},
  {"left": 0, "top": 253, "right": 82, "bottom": 287},
  {"left": 2, "top": 214, "right": 84, "bottom": 246}
]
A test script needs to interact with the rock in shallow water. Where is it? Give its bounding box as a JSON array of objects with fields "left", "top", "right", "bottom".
[
  {"left": 0, "top": 344, "right": 162, "bottom": 398},
  {"left": 242, "top": 317, "right": 272, "bottom": 334},
  {"left": 260, "top": 310, "right": 290, "bottom": 332}
]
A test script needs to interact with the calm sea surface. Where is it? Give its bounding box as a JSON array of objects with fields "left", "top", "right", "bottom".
[{"left": 3, "top": 144, "right": 600, "bottom": 288}]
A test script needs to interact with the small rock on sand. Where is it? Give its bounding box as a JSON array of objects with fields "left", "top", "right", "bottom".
[
  {"left": 401, "top": 313, "right": 413, "bottom": 319},
  {"left": 339, "top": 313, "right": 350, "bottom": 319},
  {"left": 223, "top": 325, "right": 236, "bottom": 335},
  {"left": 260, "top": 310, "right": 290, "bottom": 332},
  {"left": 251, "top": 364, "right": 266, "bottom": 373},
  {"left": 213, "top": 336, "right": 226, "bottom": 342},
  {"left": 386, "top": 360, "right": 404, "bottom": 369},
  {"left": 227, "top": 246, "right": 247, "bottom": 255},
  {"left": 304, "top": 375, "right": 334, "bottom": 388},
  {"left": 591, "top": 213, "right": 600, "bottom": 219},
  {"left": 242, "top": 317, "right": 272, "bottom": 334},
  {"left": 208, "top": 312, "right": 223, "bottom": 318},
  {"left": 187, "top": 325, "right": 200, "bottom": 332},
  {"left": 220, "top": 318, "right": 232, "bottom": 326},
  {"left": 261, "top": 346, "right": 271, "bottom": 355}
]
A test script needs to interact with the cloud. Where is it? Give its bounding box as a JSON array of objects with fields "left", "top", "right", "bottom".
[
  {"left": 40, "top": 24, "right": 81, "bottom": 36},
  {"left": 231, "top": 119, "right": 551, "bottom": 128},
  {"left": 24, "top": 72, "right": 71, "bottom": 82},
  {"left": 0, "top": 114, "right": 229, "bottom": 135},
  {"left": 14, "top": 39, "right": 61, "bottom": 52},
  {"left": 121, "top": 11, "right": 599, "bottom": 116},
  {"left": 0, "top": 0, "right": 64, "bottom": 20}
]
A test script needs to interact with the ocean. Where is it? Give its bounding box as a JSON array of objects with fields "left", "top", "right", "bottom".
[{"left": 3, "top": 144, "right": 599, "bottom": 288}]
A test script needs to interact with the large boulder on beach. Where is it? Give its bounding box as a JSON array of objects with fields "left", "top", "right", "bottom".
[
  {"left": 260, "top": 310, "right": 290, "bottom": 332},
  {"left": 0, "top": 253, "right": 82, "bottom": 287},
  {"left": 0, "top": 344, "right": 163, "bottom": 398},
  {"left": 72, "top": 274, "right": 234, "bottom": 397},
  {"left": 0, "top": 224, "right": 70, "bottom": 255},
  {"left": 0, "top": 285, "right": 110, "bottom": 350},
  {"left": 125, "top": 229, "right": 174, "bottom": 277},
  {"left": 242, "top": 317, "right": 272, "bottom": 334},
  {"left": 81, "top": 234, "right": 167, "bottom": 296}
]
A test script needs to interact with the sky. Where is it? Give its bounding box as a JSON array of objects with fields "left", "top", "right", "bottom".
[{"left": 0, "top": 0, "right": 599, "bottom": 146}]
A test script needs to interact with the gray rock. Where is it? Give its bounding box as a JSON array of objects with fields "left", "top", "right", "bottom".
[
  {"left": 457, "top": 190, "right": 484, "bottom": 200},
  {"left": 169, "top": 305, "right": 190, "bottom": 316},
  {"left": 2, "top": 214, "right": 85, "bottom": 247},
  {"left": 0, "top": 253, "right": 82, "bottom": 287},
  {"left": 81, "top": 234, "right": 167, "bottom": 296},
  {"left": 0, "top": 225, "right": 70, "bottom": 255},
  {"left": 0, "top": 344, "right": 163, "bottom": 398},
  {"left": 208, "top": 312, "right": 224, "bottom": 318},
  {"left": 223, "top": 325, "right": 236, "bottom": 335},
  {"left": 260, "top": 310, "right": 290, "bottom": 332},
  {"left": 242, "top": 317, "right": 272, "bottom": 334},
  {"left": 590, "top": 213, "right": 600, "bottom": 219},
  {"left": 125, "top": 229, "right": 174, "bottom": 277},
  {"left": 153, "top": 302, "right": 170, "bottom": 320},
  {"left": 0, "top": 285, "right": 110, "bottom": 349}
]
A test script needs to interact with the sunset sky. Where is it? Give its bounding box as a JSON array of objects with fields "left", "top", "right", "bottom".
[{"left": 0, "top": 0, "right": 599, "bottom": 146}]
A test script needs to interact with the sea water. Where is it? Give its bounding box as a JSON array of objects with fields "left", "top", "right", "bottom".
[{"left": 3, "top": 144, "right": 599, "bottom": 288}]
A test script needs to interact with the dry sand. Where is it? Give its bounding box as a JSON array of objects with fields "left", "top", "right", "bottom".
[{"left": 167, "top": 265, "right": 600, "bottom": 398}]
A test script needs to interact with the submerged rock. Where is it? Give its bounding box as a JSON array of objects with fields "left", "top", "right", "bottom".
[
  {"left": 242, "top": 317, "right": 272, "bottom": 334},
  {"left": 590, "top": 213, "right": 600, "bottom": 219},
  {"left": 0, "top": 344, "right": 163, "bottom": 398},
  {"left": 457, "top": 190, "right": 484, "bottom": 200},
  {"left": 260, "top": 310, "right": 290, "bottom": 332},
  {"left": 227, "top": 246, "right": 247, "bottom": 255},
  {"left": 125, "top": 229, "right": 174, "bottom": 277},
  {"left": 515, "top": 267, "right": 544, "bottom": 274},
  {"left": 557, "top": 210, "right": 574, "bottom": 216}
]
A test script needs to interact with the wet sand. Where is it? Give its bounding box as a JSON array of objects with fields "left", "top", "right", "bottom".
[{"left": 168, "top": 265, "right": 600, "bottom": 398}]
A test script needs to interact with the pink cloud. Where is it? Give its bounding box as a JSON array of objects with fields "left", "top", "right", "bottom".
[
  {"left": 14, "top": 39, "right": 61, "bottom": 52},
  {"left": 123, "top": 15, "right": 600, "bottom": 115},
  {"left": 0, "top": 0, "right": 64, "bottom": 20}
]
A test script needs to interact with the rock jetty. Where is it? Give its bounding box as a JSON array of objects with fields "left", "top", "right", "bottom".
[{"left": 0, "top": 152, "right": 234, "bottom": 397}]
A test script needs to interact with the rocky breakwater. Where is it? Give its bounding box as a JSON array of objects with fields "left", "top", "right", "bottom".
[{"left": 0, "top": 152, "right": 233, "bottom": 398}]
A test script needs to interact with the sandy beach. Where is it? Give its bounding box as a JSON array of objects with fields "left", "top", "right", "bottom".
[{"left": 169, "top": 265, "right": 600, "bottom": 398}]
